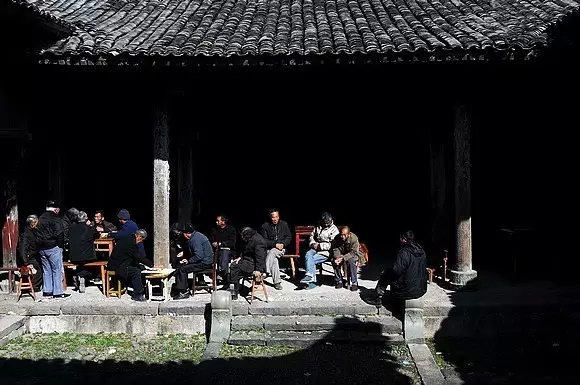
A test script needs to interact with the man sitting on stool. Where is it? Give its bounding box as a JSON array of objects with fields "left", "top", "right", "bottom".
[
  {"left": 230, "top": 227, "right": 267, "bottom": 301},
  {"left": 371, "top": 230, "right": 427, "bottom": 306},
  {"left": 107, "top": 230, "right": 153, "bottom": 302},
  {"left": 332, "top": 226, "right": 363, "bottom": 291},
  {"left": 173, "top": 224, "right": 214, "bottom": 300}
]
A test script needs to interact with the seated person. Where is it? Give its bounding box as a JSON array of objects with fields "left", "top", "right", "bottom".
[
  {"left": 170, "top": 222, "right": 188, "bottom": 268},
  {"left": 92, "top": 210, "right": 117, "bottom": 235},
  {"left": 107, "top": 230, "right": 153, "bottom": 301},
  {"left": 18, "top": 214, "right": 43, "bottom": 293},
  {"left": 210, "top": 214, "right": 236, "bottom": 286},
  {"left": 373, "top": 230, "right": 427, "bottom": 305},
  {"left": 68, "top": 211, "right": 99, "bottom": 293},
  {"left": 260, "top": 208, "right": 291, "bottom": 290},
  {"left": 172, "top": 224, "right": 214, "bottom": 300},
  {"left": 300, "top": 212, "right": 339, "bottom": 290},
  {"left": 107, "top": 209, "right": 145, "bottom": 257},
  {"left": 230, "top": 227, "right": 267, "bottom": 300},
  {"left": 332, "top": 226, "right": 362, "bottom": 291}
]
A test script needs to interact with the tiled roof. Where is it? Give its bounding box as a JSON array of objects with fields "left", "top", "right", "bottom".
[
  {"left": 18, "top": 0, "right": 580, "bottom": 61},
  {"left": 10, "top": 0, "right": 75, "bottom": 33}
]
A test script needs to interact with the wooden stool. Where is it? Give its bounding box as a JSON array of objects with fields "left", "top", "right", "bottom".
[
  {"left": 247, "top": 272, "right": 268, "bottom": 304},
  {"left": 0, "top": 267, "right": 19, "bottom": 294},
  {"left": 145, "top": 272, "right": 172, "bottom": 302},
  {"left": 17, "top": 266, "right": 36, "bottom": 301},
  {"left": 106, "top": 270, "right": 126, "bottom": 298},
  {"left": 190, "top": 267, "right": 216, "bottom": 296},
  {"left": 426, "top": 268, "right": 435, "bottom": 284}
]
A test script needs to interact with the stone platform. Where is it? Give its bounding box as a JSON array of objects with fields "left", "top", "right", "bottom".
[{"left": 1, "top": 268, "right": 579, "bottom": 339}]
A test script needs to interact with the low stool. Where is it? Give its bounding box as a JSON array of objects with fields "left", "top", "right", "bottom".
[
  {"left": 245, "top": 272, "right": 268, "bottom": 304},
  {"left": 106, "top": 270, "right": 126, "bottom": 298},
  {"left": 17, "top": 266, "right": 36, "bottom": 301}
]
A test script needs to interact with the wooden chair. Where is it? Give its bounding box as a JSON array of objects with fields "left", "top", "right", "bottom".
[
  {"left": 190, "top": 251, "right": 217, "bottom": 296},
  {"left": 245, "top": 272, "right": 268, "bottom": 304},
  {"left": 17, "top": 266, "right": 36, "bottom": 301},
  {"left": 106, "top": 270, "right": 126, "bottom": 298}
]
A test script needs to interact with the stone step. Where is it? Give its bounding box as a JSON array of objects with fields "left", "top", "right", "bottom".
[
  {"left": 0, "top": 315, "right": 27, "bottom": 346},
  {"left": 228, "top": 330, "right": 404, "bottom": 347},
  {"left": 232, "top": 315, "right": 402, "bottom": 334}
]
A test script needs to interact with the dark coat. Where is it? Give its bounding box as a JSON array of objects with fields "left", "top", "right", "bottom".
[
  {"left": 391, "top": 242, "right": 427, "bottom": 300},
  {"left": 18, "top": 227, "right": 39, "bottom": 266},
  {"left": 107, "top": 235, "right": 153, "bottom": 278},
  {"left": 68, "top": 223, "right": 98, "bottom": 263},
  {"left": 210, "top": 225, "right": 237, "bottom": 249},
  {"left": 37, "top": 211, "right": 64, "bottom": 250},
  {"left": 241, "top": 232, "right": 267, "bottom": 273},
  {"left": 260, "top": 220, "right": 292, "bottom": 249}
]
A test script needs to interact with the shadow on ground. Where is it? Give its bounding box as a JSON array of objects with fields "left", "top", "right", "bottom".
[
  {"left": 432, "top": 276, "right": 580, "bottom": 384},
  {"left": 0, "top": 319, "right": 417, "bottom": 385}
]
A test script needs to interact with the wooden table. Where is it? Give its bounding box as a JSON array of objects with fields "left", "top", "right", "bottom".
[{"left": 94, "top": 238, "right": 115, "bottom": 256}]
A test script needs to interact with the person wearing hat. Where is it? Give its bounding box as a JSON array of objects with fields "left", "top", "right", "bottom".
[
  {"left": 107, "top": 209, "right": 145, "bottom": 257},
  {"left": 300, "top": 212, "right": 339, "bottom": 290},
  {"left": 37, "top": 200, "right": 70, "bottom": 298}
]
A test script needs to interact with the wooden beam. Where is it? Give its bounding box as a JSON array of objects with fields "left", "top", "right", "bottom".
[{"left": 153, "top": 102, "right": 170, "bottom": 268}]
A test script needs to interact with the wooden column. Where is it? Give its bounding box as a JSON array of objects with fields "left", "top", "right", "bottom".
[
  {"left": 449, "top": 103, "right": 477, "bottom": 289},
  {"left": 153, "top": 102, "right": 170, "bottom": 268},
  {"left": 2, "top": 180, "right": 18, "bottom": 268},
  {"left": 177, "top": 130, "right": 194, "bottom": 225}
]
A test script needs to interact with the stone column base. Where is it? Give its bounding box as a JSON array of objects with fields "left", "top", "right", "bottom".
[{"left": 448, "top": 269, "right": 478, "bottom": 290}]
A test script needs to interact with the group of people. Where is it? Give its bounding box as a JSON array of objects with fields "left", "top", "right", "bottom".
[
  {"left": 18, "top": 201, "right": 428, "bottom": 304},
  {"left": 18, "top": 200, "right": 152, "bottom": 300}
]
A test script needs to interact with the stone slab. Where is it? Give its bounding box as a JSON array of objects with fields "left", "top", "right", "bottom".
[
  {"left": 0, "top": 315, "right": 26, "bottom": 339},
  {"left": 59, "top": 302, "right": 158, "bottom": 316},
  {"left": 231, "top": 315, "right": 265, "bottom": 331},
  {"left": 28, "top": 315, "right": 205, "bottom": 334},
  {"left": 158, "top": 301, "right": 207, "bottom": 315},
  {"left": 408, "top": 343, "right": 446, "bottom": 385}
]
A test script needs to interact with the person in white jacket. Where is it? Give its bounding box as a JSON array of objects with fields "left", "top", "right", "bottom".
[{"left": 300, "top": 212, "right": 339, "bottom": 289}]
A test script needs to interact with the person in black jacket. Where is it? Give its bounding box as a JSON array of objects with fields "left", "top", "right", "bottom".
[
  {"left": 260, "top": 208, "right": 292, "bottom": 290},
  {"left": 374, "top": 230, "right": 427, "bottom": 304},
  {"left": 68, "top": 211, "right": 98, "bottom": 293},
  {"left": 91, "top": 210, "right": 118, "bottom": 235},
  {"left": 210, "top": 214, "right": 236, "bottom": 286},
  {"left": 230, "top": 227, "right": 267, "bottom": 300},
  {"left": 170, "top": 222, "right": 187, "bottom": 268},
  {"left": 37, "top": 200, "right": 69, "bottom": 299},
  {"left": 107, "top": 230, "right": 153, "bottom": 301},
  {"left": 18, "top": 214, "right": 43, "bottom": 292}
]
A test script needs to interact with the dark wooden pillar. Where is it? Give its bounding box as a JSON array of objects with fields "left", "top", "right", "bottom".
[
  {"left": 177, "top": 130, "right": 194, "bottom": 225},
  {"left": 153, "top": 102, "right": 170, "bottom": 268},
  {"left": 449, "top": 103, "right": 477, "bottom": 288},
  {"left": 429, "top": 128, "right": 450, "bottom": 255}
]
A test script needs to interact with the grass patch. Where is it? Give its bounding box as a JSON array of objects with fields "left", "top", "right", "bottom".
[
  {"left": 220, "top": 344, "right": 299, "bottom": 358},
  {"left": 0, "top": 333, "right": 206, "bottom": 364}
]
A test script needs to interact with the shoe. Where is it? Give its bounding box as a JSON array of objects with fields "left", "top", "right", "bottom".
[
  {"left": 43, "top": 292, "right": 53, "bottom": 297},
  {"left": 304, "top": 283, "right": 317, "bottom": 290},
  {"left": 172, "top": 292, "right": 190, "bottom": 300},
  {"left": 73, "top": 276, "right": 80, "bottom": 291},
  {"left": 79, "top": 277, "right": 86, "bottom": 293},
  {"left": 335, "top": 282, "right": 344, "bottom": 289},
  {"left": 300, "top": 274, "right": 314, "bottom": 284},
  {"left": 274, "top": 283, "right": 283, "bottom": 290},
  {"left": 131, "top": 294, "right": 146, "bottom": 302},
  {"left": 350, "top": 284, "right": 359, "bottom": 292},
  {"left": 367, "top": 296, "right": 383, "bottom": 307},
  {"left": 52, "top": 293, "right": 71, "bottom": 299}
]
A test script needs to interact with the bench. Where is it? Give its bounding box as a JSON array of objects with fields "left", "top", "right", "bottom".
[{"left": 63, "top": 260, "right": 108, "bottom": 293}]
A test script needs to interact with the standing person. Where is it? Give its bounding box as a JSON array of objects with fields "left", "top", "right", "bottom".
[
  {"left": 260, "top": 208, "right": 292, "bottom": 290},
  {"left": 374, "top": 230, "right": 427, "bottom": 304},
  {"left": 18, "top": 214, "right": 43, "bottom": 293},
  {"left": 37, "top": 200, "right": 69, "bottom": 299}
]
